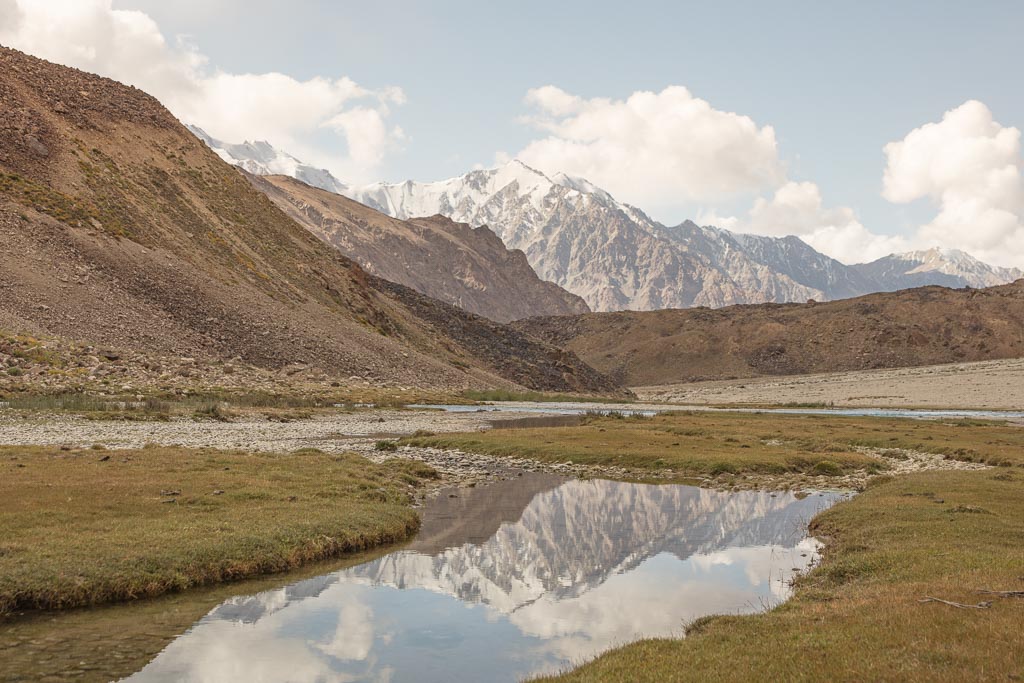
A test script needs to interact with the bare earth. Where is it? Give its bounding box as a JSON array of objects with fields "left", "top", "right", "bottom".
[{"left": 634, "top": 358, "right": 1024, "bottom": 410}]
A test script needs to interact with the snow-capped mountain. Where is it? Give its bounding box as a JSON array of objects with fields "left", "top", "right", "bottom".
[
  {"left": 190, "top": 130, "right": 1024, "bottom": 312},
  {"left": 349, "top": 160, "right": 830, "bottom": 310},
  {"left": 186, "top": 125, "right": 349, "bottom": 195},
  {"left": 852, "top": 248, "right": 1024, "bottom": 291},
  {"left": 350, "top": 164, "right": 1023, "bottom": 310}
]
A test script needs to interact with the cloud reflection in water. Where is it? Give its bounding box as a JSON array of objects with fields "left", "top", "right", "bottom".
[{"left": 126, "top": 477, "right": 845, "bottom": 683}]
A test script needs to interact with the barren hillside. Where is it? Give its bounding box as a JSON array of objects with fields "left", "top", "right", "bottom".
[
  {"left": 0, "top": 46, "right": 617, "bottom": 395},
  {"left": 515, "top": 281, "right": 1024, "bottom": 386}
]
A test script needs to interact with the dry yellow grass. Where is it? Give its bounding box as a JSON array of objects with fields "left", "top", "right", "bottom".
[{"left": 0, "top": 445, "right": 436, "bottom": 616}]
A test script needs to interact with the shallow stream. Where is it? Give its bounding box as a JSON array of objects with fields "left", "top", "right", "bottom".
[{"left": 0, "top": 474, "right": 849, "bottom": 682}]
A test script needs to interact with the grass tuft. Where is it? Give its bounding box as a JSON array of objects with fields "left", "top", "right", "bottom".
[{"left": 404, "top": 411, "right": 1024, "bottom": 478}]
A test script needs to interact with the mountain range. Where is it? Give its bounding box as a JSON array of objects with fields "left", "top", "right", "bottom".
[
  {"left": 0, "top": 46, "right": 615, "bottom": 395},
  {"left": 244, "top": 172, "right": 589, "bottom": 322},
  {"left": 196, "top": 132, "right": 1023, "bottom": 313}
]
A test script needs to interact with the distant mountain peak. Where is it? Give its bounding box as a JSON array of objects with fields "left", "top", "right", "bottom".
[
  {"left": 189, "top": 130, "right": 1023, "bottom": 311},
  {"left": 185, "top": 125, "right": 349, "bottom": 196},
  {"left": 854, "top": 248, "right": 1023, "bottom": 290}
]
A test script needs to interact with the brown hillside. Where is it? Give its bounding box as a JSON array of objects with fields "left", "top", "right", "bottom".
[
  {"left": 0, "top": 46, "right": 617, "bottom": 394},
  {"left": 515, "top": 281, "right": 1024, "bottom": 386},
  {"left": 248, "top": 174, "right": 590, "bottom": 322}
]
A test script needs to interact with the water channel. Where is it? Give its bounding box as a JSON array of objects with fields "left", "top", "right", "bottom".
[{"left": 0, "top": 475, "right": 849, "bottom": 682}]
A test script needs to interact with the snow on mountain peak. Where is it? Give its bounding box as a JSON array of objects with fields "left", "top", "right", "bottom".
[
  {"left": 189, "top": 128, "right": 1023, "bottom": 311},
  {"left": 862, "top": 247, "right": 1023, "bottom": 289},
  {"left": 186, "top": 125, "right": 349, "bottom": 195}
]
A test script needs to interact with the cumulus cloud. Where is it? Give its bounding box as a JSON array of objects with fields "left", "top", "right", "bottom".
[
  {"left": 512, "top": 85, "right": 907, "bottom": 264},
  {"left": 514, "top": 85, "right": 785, "bottom": 210},
  {"left": 701, "top": 181, "right": 910, "bottom": 263},
  {"left": 514, "top": 86, "right": 1023, "bottom": 267},
  {"left": 0, "top": 0, "right": 404, "bottom": 182},
  {"left": 882, "top": 100, "right": 1024, "bottom": 268},
  {"left": 691, "top": 100, "right": 1024, "bottom": 267}
]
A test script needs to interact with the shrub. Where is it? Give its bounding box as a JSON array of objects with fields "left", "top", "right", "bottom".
[
  {"left": 375, "top": 440, "right": 398, "bottom": 452},
  {"left": 811, "top": 460, "right": 844, "bottom": 476}
]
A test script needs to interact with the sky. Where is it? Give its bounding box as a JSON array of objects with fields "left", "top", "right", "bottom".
[{"left": 1, "top": 0, "right": 1023, "bottom": 267}]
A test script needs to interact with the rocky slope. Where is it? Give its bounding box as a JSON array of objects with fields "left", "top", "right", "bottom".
[
  {"left": 515, "top": 280, "right": 1024, "bottom": 386},
  {"left": 350, "top": 161, "right": 824, "bottom": 311},
  {"left": 0, "top": 47, "right": 618, "bottom": 395},
  {"left": 246, "top": 173, "right": 589, "bottom": 322},
  {"left": 194, "top": 121, "right": 1023, "bottom": 315}
]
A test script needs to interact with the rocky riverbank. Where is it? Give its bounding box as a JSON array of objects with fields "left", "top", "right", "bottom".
[{"left": 0, "top": 407, "right": 991, "bottom": 494}]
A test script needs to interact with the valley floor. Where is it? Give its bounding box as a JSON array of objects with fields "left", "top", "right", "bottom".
[
  {"left": 634, "top": 357, "right": 1024, "bottom": 410},
  {"left": 0, "top": 445, "right": 434, "bottom": 617},
  {"left": 2, "top": 402, "right": 1022, "bottom": 681}
]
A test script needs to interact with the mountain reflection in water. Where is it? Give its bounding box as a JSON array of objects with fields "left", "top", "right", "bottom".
[{"left": 126, "top": 475, "right": 847, "bottom": 683}]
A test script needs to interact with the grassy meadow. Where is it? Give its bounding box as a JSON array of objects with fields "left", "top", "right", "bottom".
[{"left": 0, "top": 445, "right": 437, "bottom": 617}]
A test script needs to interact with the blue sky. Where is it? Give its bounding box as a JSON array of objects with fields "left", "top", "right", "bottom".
[
  {"left": 3, "top": 1, "right": 1023, "bottom": 265},
  {"left": 114, "top": 1, "right": 1022, "bottom": 230}
]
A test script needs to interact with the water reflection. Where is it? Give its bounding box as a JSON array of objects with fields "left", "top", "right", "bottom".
[{"left": 126, "top": 476, "right": 846, "bottom": 682}]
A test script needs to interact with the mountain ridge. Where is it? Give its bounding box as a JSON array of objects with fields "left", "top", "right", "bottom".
[
  {"left": 245, "top": 172, "right": 590, "bottom": 322},
  {"left": 0, "top": 46, "right": 618, "bottom": 395},
  {"left": 192, "top": 134, "right": 1022, "bottom": 311},
  {"left": 514, "top": 279, "right": 1024, "bottom": 386}
]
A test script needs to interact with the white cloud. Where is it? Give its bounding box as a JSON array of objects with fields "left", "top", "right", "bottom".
[
  {"left": 513, "top": 85, "right": 911, "bottom": 265},
  {"left": 515, "top": 85, "right": 1023, "bottom": 268},
  {"left": 0, "top": 0, "right": 404, "bottom": 182},
  {"left": 514, "top": 85, "right": 785, "bottom": 210},
  {"left": 882, "top": 100, "right": 1024, "bottom": 268},
  {"left": 701, "top": 181, "right": 910, "bottom": 264}
]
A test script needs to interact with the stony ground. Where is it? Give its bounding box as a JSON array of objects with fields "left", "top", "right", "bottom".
[
  {"left": 0, "top": 405, "right": 992, "bottom": 493},
  {"left": 634, "top": 358, "right": 1024, "bottom": 411},
  {"left": 0, "top": 408, "right": 579, "bottom": 493}
]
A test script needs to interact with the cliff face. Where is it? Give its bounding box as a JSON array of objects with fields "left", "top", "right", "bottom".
[
  {"left": 247, "top": 173, "right": 590, "bottom": 323},
  {"left": 0, "top": 46, "right": 617, "bottom": 394}
]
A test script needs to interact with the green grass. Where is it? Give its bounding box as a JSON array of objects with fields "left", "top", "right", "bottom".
[
  {"left": 0, "top": 446, "right": 438, "bottom": 617},
  {"left": 537, "top": 469, "right": 1024, "bottom": 682},
  {"left": 0, "top": 172, "right": 129, "bottom": 237},
  {"left": 404, "top": 412, "right": 1024, "bottom": 477}
]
